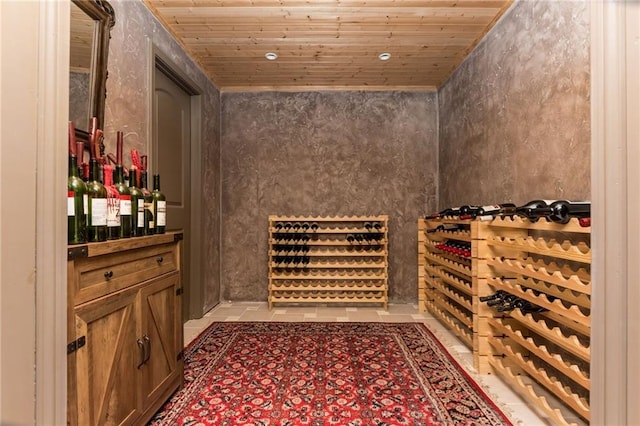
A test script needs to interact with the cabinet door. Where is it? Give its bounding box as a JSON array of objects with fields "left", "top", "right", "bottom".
[
  {"left": 139, "top": 271, "right": 182, "bottom": 408},
  {"left": 72, "top": 286, "right": 142, "bottom": 426}
]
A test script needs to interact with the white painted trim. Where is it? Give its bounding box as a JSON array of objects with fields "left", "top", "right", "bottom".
[
  {"left": 591, "top": 1, "right": 640, "bottom": 424},
  {"left": 625, "top": 4, "right": 640, "bottom": 423},
  {"left": 36, "top": 0, "right": 69, "bottom": 424}
]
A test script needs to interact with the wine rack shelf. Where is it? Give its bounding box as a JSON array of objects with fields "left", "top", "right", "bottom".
[
  {"left": 419, "top": 215, "right": 591, "bottom": 425},
  {"left": 268, "top": 215, "right": 388, "bottom": 309}
]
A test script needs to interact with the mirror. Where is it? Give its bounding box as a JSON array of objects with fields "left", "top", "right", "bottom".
[{"left": 69, "top": 0, "right": 115, "bottom": 141}]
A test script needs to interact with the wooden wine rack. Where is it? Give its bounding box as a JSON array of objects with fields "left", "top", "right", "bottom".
[
  {"left": 268, "top": 215, "right": 388, "bottom": 309},
  {"left": 418, "top": 218, "right": 521, "bottom": 358},
  {"left": 481, "top": 216, "right": 591, "bottom": 425},
  {"left": 419, "top": 215, "right": 591, "bottom": 425}
]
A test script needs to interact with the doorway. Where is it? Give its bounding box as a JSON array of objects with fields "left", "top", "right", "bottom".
[{"left": 151, "top": 54, "right": 203, "bottom": 322}]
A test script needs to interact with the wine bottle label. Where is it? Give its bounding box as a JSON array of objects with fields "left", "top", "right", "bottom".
[
  {"left": 107, "top": 198, "right": 120, "bottom": 227},
  {"left": 480, "top": 205, "right": 500, "bottom": 213},
  {"left": 83, "top": 194, "right": 88, "bottom": 215},
  {"left": 137, "top": 204, "right": 144, "bottom": 228},
  {"left": 157, "top": 201, "right": 167, "bottom": 226},
  {"left": 91, "top": 198, "right": 108, "bottom": 226},
  {"left": 120, "top": 196, "right": 132, "bottom": 216},
  {"left": 145, "top": 201, "right": 154, "bottom": 229},
  {"left": 67, "top": 191, "right": 75, "bottom": 216}
]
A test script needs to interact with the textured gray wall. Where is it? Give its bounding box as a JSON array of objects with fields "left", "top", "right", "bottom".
[
  {"left": 221, "top": 91, "right": 439, "bottom": 303},
  {"left": 104, "top": 0, "right": 222, "bottom": 313},
  {"left": 438, "top": 0, "right": 590, "bottom": 207}
]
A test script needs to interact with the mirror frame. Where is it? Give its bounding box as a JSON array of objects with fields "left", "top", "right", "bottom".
[{"left": 71, "top": 0, "right": 115, "bottom": 145}]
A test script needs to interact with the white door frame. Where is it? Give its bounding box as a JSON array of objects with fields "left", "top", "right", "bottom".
[
  {"left": 590, "top": 1, "right": 640, "bottom": 424},
  {"left": 26, "top": 0, "right": 639, "bottom": 423}
]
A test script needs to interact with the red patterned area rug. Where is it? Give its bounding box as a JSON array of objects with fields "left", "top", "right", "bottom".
[{"left": 149, "top": 322, "right": 513, "bottom": 426}]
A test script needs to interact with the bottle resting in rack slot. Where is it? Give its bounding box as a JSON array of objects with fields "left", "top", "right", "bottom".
[
  {"left": 426, "top": 223, "right": 463, "bottom": 233},
  {"left": 67, "top": 122, "right": 87, "bottom": 244},
  {"left": 152, "top": 174, "right": 166, "bottom": 234},
  {"left": 544, "top": 200, "right": 591, "bottom": 224},
  {"left": 472, "top": 203, "right": 518, "bottom": 220},
  {"left": 479, "top": 290, "right": 508, "bottom": 303},
  {"left": 425, "top": 207, "right": 461, "bottom": 219},
  {"left": 514, "top": 199, "right": 556, "bottom": 222}
]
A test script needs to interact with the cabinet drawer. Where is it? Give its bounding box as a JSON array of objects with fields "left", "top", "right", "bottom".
[{"left": 70, "top": 243, "right": 178, "bottom": 305}]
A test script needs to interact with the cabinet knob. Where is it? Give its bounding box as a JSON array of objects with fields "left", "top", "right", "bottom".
[
  {"left": 104, "top": 270, "right": 114, "bottom": 279},
  {"left": 156, "top": 256, "right": 164, "bottom": 264}
]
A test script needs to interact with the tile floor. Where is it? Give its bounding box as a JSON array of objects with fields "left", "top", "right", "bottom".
[{"left": 184, "top": 302, "right": 584, "bottom": 426}]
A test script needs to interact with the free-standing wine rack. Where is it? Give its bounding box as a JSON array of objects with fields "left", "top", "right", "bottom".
[
  {"left": 419, "top": 215, "right": 591, "bottom": 425},
  {"left": 418, "top": 218, "right": 476, "bottom": 348},
  {"left": 481, "top": 216, "right": 590, "bottom": 426},
  {"left": 268, "top": 215, "right": 388, "bottom": 309}
]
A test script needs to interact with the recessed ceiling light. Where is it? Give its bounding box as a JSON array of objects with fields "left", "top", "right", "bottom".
[
  {"left": 378, "top": 52, "right": 391, "bottom": 61},
  {"left": 265, "top": 52, "right": 278, "bottom": 61}
]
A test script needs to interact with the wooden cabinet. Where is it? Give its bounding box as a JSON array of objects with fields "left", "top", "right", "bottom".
[
  {"left": 67, "top": 233, "right": 183, "bottom": 426},
  {"left": 268, "top": 216, "right": 389, "bottom": 309}
]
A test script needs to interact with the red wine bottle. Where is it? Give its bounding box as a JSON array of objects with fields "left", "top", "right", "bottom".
[
  {"left": 113, "top": 131, "right": 131, "bottom": 238},
  {"left": 129, "top": 166, "right": 145, "bottom": 237},
  {"left": 141, "top": 170, "right": 154, "bottom": 235},
  {"left": 68, "top": 122, "right": 87, "bottom": 244},
  {"left": 103, "top": 164, "right": 120, "bottom": 240},
  {"left": 86, "top": 128, "right": 107, "bottom": 242},
  {"left": 152, "top": 174, "right": 166, "bottom": 234}
]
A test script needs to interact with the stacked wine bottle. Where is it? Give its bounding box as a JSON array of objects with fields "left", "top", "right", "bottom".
[
  {"left": 67, "top": 119, "right": 167, "bottom": 244},
  {"left": 425, "top": 200, "right": 590, "bottom": 225},
  {"left": 480, "top": 290, "right": 548, "bottom": 314},
  {"left": 268, "top": 216, "right": 389, "bottom": 309}
]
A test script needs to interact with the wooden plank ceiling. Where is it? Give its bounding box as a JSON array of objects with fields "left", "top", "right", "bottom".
[{"left": 143, "top": 0, "right": 513, "bottom": 90}]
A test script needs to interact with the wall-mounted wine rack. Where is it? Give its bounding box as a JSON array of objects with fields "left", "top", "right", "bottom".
[
  {"left": 268, "top": 215, "right": 388, "bottom": 309},
  {"left": 419, "top": 215, "right": 591, "bottom": 426}
]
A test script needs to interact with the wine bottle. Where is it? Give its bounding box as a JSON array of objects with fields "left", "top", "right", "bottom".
[
  {"left": 427, "top": 224, "right": 462, "bottom": 233},
  {"left": 579, "top": 217, "right": 591, "bottom": 227},
  {"left": 515, "top": 199, "right": 556, "bottom": 222},
  {"left": 152, "top": 174, "right": 166, "bottom": 234},
  {"left": 479, "top": 203, "right": 517, "bottom": 216},
  {"left": 129, "top": 166, "right": 145, "bottom": 237},
  {"left": 479, "top": 290, "right": 508, "bottom": 303},
  {"left": 425, "top": 207, "right": 461, "bottom": 220},
  {"left": 68, "top": 122, "right": 87, "bottom": 244},
  {"left": 546, "top": 200, "right": 591, "bottom": 224},
  {"left": 76, "top": 140, "right": 90, "bottom": 233},
  {"left": 140, "top": 155, "right": 153, "bottom": 235},
  {"left": 113, "top": 132, "right": 131, "bottom": 238},
  {"left": 103, "top": 164, "right": 120, "bottom": 240},
  {"left": 86, "top": 129, "right": 107, "bottom": 242}
]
